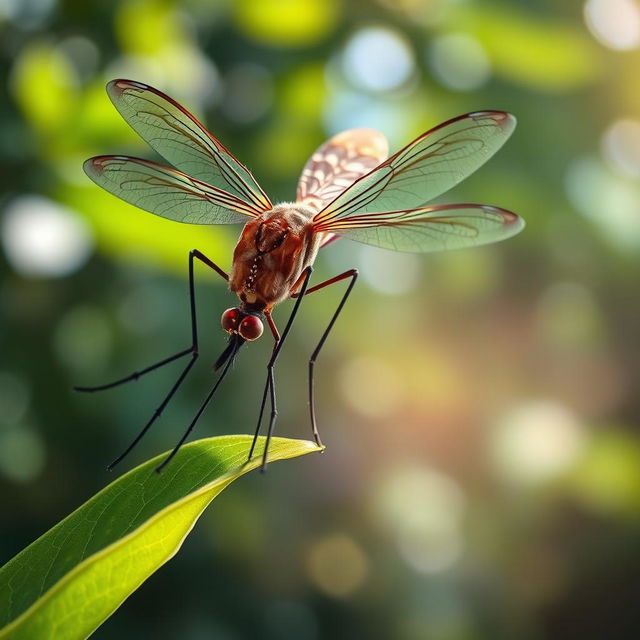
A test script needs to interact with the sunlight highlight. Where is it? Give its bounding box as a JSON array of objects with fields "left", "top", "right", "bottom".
[
  {"left": 359, "top": 244, "right": 420, "bottom": 295},
  {"left": 234, "top": 0, "right": 339, "bottom": 47},
  {"left": 0, "top": 427, "right": 45, "bottom": 484},
  {"left": 339, "top": 356, "right": 403, "bottom": 419},
  {"left": 428, "top": 32, "right": 491, "bottom": 91},
  {"left": 584, "top": 0, "right": 640, "bottom": 50},
  {"left": 565, "top": 156, "right": 640, "bottom": 252},
  {"left": 342, "top": 27, "right": 415, "bottom": 92},
  {"left": 373, "top": 465, "right": 465, "bottom": 573},
  {"left": 306, "top": 534, "right": 368, "bottom": 597},
  {"left": 602, "top": 119, "right": 640, "bottom": 177},
  {"left": 491, "top": 401, "right": 587, "bottom": 486},
  {"left": 0, "top": 371, "right": 30, "bottom": 426},
  {"left": 1, "top": 196, "right": 93, "bottom": 278}
]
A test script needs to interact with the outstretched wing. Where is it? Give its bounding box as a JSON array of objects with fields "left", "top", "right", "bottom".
[
  {"left": 106, "top": 79, "right": 271, "bottom": 214},
  {"left": 297, "top": 128, "right": 388, "bottom": 213},
  {"left": 313, "top": 112, "right": 516, "bottom": 226},
  {"left": 314, "top": 203, "right": 524, "bottom": 253},
  {"left": 84, "top": 156, "right": 259, "bottom": 224}
]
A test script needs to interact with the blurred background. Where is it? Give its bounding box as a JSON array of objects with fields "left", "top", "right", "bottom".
[{"left": 1, "top": 0, "right": 639, "bottom": 638}]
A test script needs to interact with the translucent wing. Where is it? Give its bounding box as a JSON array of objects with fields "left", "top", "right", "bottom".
[
  {"left": 84, "top": 156, "right": 259, "bottom": 224},
  {"left": 297, "top": 128, "right": 388, "bottom": 213},
  {"left": 314, "top": 203, "right": 524, "bottom": 253},
  {"left": 106, "top": 79, "right": 271, "bottom": 214},
  {"left": 313, "top": 112, "right": 516, "bottom": 226}
]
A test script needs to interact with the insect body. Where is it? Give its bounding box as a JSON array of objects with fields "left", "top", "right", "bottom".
[
  {"left": 230, "top": 203, "right": 320, "bottom": 314},
  {"left": 79, "top": 79, "right": 524, "bottom": 472}
]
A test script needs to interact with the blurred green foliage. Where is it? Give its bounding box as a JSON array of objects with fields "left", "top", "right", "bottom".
[{"left": 1, "top": 0, "right": 639, "bottom": 638}]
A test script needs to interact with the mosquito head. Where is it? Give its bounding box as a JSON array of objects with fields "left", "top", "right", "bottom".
[{"left": 221, "top": 307, "right": 264, "bottom": 341}]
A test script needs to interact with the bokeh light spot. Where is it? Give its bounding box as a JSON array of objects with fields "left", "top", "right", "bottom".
[
  {"left": 466, "top": 6, "right": 601, "bottom": 91},
  {"left": 359, "top": 244, "right": 420, "bottom": 295},
  {"left": 281, "top": 63, "right": 326, "bottom": 120},
  {"left": 254, "top": 121, "right": 313, "bottom": 178},
  {"left": 57, "top": 36, "right": 100, "bottom": 81},
  {"left": 11, "top": 41, "right": 78, "bottom": 131},
  {"left": 0, "top": 0, "right": 55, "bottom": 29},
  {"left": 323, "top": 90, "right": 417, "bottom": 142},
  {"left": 53, "top": 306, "right": 112, "bottom": 372},
  {"left": 428, "top": 32, "right": 491, "bottom": 91},
  {"left": 602, "top": 119, "right": 640, "bottom": 177},
  {"left": 374, "top": 466, "right": 465, "bottom": 531},
  {"left": 0, "top": 372, "right": 30, "bottom": 426},
  {"left": 107, "top": 47, "right": 220, "bottom": 108},
  {"left": 342, "top": 27, "right": 415, "bottom": 92},
  {"left": 116, "top": 0, "right": 184, "bottom": 55},
  {"left": 571, "top": 432, "right": 640, "bottom": 516},
  {"left": 1, "top": 196, "right": 93, "bottom": 278},
  {"left": 306, "top": 534, "right": 368, "bottom": 598},
  {"left": 491, "top": 401, "right": 587, "bottom": 486},
  {"left": 375, "top": 0, "right": 451, "bottom": 24},
  {"left": 435, "top": 250, "right": 499, "bottom": 303},
  {"left": 0, "top": 426, "right": 45, "bottom": 483},
  {"left": 584, "top": 0, "right": 640, "bottom": 50},
  {"left": 221, "top": 63, "right": 274, "bottom": 124},
  {"left": 339, "top": 356, "right": 403, "bottom": 419},
  {"left": 373, "top": 465, "right": 466, "bottom": 573},
  {"left": 536, "top": 282, "right": 603, "bottom": 350},
  {"left": 565, "top": 156, "right": 640, "bottom": 252},
  {"left": 234, "top": 0, "right": 339, "bottom": 47},
  {"left": 398, "top": 524, "right": 463, "bottom": 574},
  {"left": 111, "top": 0, "right": 220, "bottom": 106}
]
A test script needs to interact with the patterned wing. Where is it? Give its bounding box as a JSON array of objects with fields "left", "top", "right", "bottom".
[
  {"left": 84, "top": 156, "right": 258, "bottom": 224},
  {"left": 297, "top": 129, "right": 388, "bottom": 213},
  {"left": 314, "top": 203, "right": 524, "bottom": 253},
  {"left": 313, "top": 112, "right": 516, "bottom": 226},
  {"left": 106, "top": 79, "right": 271, "bottom": 215}
]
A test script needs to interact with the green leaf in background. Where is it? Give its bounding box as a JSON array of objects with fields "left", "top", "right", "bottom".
[
  {"left": 0, "top": 436, "right": 322, "bottom": 640},
  {"left": 450, "top": 5, "right": 603, "bottom": 91},
  {"left": 62, "top": 183, "right": 237, "bottom": 274}
]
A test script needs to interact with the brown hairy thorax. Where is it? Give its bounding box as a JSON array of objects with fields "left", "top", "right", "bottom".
[{"left": 229, "top": 203, "right": 321, "bottom": 313}]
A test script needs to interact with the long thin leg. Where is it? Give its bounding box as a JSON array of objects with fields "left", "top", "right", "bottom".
[
  {"left": 292, "top": 269, "right": 358, "bottom": 446},
  {"left": 106, "top": 353, "right": 196, "bottom": 470},
  {"left": 77, "top": 249, "right": 228, "bottom": 469},
  {"left": 247, "top": 310, "right": 280, "bottom": 462},
  {"left": 249, "top": 267, "right": 314, "bottom": 472},
  {"left": 76, "top": 249, "right": 228, "bottom": 393},
  {"left": 262, "top": 267, "right": 314, "bottom": 472},
  {"left": 155, "top": 336, "right": 240, "bottom": 473},
  {"left": 74, "top": 348, "right": 193, "bottom": 392}
]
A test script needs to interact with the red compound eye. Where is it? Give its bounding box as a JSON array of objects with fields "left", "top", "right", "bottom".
[
  {"left": 238, "top": 315, "right": 263, "bottom": 341},
  {"left": 221, "top": 308, "right": 241, "bottom": 333}
]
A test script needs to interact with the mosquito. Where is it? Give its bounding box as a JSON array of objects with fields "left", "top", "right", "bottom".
[{"left": 76, "top": 79, "right": 525, "bottom": 472}]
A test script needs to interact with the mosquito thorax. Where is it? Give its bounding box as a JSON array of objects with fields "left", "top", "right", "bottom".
[
  {"left": 221, "top": 307, "right": 264, "bottom": 341},
  {"left": 268, "top": 201, "right": 316, "bottom": 220},
  {"left": 252, "top": 203, "right": 313, "bottom": 248},
  {"left": 255, "top": 217, "right": 288, "bottom": 253},
  {"left": 228, "top": 201, "right": 321, "bottom": 311}
]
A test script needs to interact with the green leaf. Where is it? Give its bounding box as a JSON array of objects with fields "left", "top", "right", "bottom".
[
  {"left": 61, "top": 183, "right": 237, "bottom": 276},
  {"left": 0, "top": 436, "right": 321, "bottom": 639},
  {"left": 448, "top": 5, "right": 603, "bottom": 92}
]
